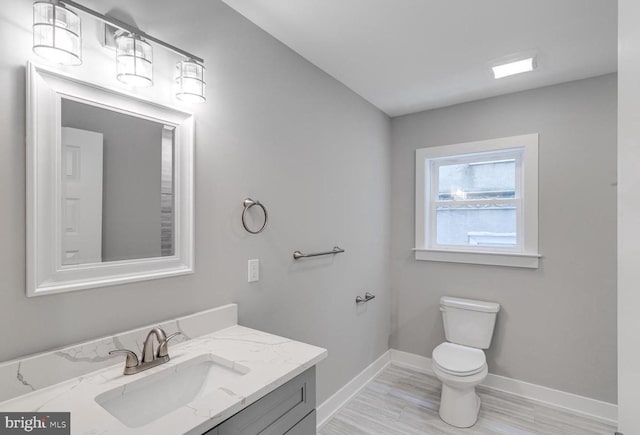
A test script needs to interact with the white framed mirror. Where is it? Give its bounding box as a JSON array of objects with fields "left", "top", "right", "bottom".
[{"left": 26, "top": 62, "right": 194, "bottom": 297}]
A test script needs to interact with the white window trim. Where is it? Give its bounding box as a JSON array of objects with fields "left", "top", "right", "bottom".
[{"left": 414, "top": 133, "right": 540, "bottom": 268}]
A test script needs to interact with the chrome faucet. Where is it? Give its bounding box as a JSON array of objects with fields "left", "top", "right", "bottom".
[
  {"left": 109, "top": 328, "right": 182, "bottom": 375},
  {"left": 141, "top": 328, "right": 167, "bottom": 363}
]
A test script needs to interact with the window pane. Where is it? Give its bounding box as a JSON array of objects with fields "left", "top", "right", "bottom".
[
  {"left": 438, "top": 158, "right": 516, "bottom": 200},
  {"left": 436, "top": 205, "right": 516, "bottom": 247}
]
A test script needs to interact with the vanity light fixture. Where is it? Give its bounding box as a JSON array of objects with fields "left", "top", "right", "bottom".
[
  {"left": 116, "top": 33, "right": 153, "bottom": 87},
  {"left": 32, "top": 0, "right": 82, "bottom": 66},
  {"left": 30, "top": 0, "right": 206, "bottom": 102},
  {"left": 492, "top": 57, "right": 536, "bottom": 79},
  {"left": 176, "top": 60, "right": 206, "bottom": 103}
]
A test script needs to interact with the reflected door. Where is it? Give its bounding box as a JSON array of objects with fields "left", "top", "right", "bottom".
[{"left": 61, "top": 127, "right": 104, "bottom": 265}]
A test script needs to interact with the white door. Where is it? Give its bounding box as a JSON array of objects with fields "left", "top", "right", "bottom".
[{"left": 61, "top": 127, "right": 104, "bottom": 265}]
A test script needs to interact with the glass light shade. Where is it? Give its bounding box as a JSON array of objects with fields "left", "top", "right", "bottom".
[
  {"left": 175, "top": 60, "right": 206, "bottom": 103},
  {"left": 33, "top": 1, "right": 82, "bottom": 66},
  {"left": 116, "top": 34, "right": 153, "bottom": 87}
]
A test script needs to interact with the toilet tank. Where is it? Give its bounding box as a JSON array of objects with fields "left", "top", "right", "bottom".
[{"left": 440, "top": 296, "right": 500, "bottom": 349}]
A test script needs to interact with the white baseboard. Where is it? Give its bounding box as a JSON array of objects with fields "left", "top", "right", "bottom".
[
  {"left": 316, "top": 350, "right": 392, "bottom": 429},
  {"left": 390, "top": 349, "right": 618, "bottom": 426},
  {"left": 390, "top": 349, "right": 435, "bottom": 374},
  {"left": 317, "top": 348, "right": 617, "bottom": 430}
]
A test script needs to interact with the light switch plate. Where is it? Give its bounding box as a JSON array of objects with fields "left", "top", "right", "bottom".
[{"left": 248, "top": 259, "right": 259, "bottom": 282}]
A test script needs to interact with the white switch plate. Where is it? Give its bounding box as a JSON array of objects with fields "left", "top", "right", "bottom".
[{"left": 248, "top": 259, "right": 259, "bottom": 282}]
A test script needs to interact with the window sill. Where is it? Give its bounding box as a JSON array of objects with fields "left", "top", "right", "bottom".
[{"left": 413, "top": 248, "right": 541, "bottom": 269}]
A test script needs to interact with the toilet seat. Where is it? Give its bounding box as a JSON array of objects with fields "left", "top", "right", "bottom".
[{"left": 433, "top": 342, "right": 486, "bottom": 377}]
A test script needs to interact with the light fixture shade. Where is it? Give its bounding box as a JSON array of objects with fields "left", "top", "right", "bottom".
[
  {"left": 175, "top": 60, "right": 206, "bottom": 103},
  {"left": 33, "top": 1, "right": 82, "bottom": 66},
  {"left": 116, "top": 33, "right": 153, "bottom": 87}
]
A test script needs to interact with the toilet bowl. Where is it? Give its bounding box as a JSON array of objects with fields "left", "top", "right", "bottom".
[
  {"left": 432, "top": 342, "right": 488, "bottom": 427},
  {"left": 433, "top": 296, "right": 500, "bottom": 428}
]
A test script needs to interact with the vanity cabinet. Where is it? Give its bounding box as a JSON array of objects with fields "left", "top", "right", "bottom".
[
  {"left": 204, "top": 367, "right": 316, "bottom": 435},
  {"left": 283, "top": 410, "right": 316, "bottom": 434}
]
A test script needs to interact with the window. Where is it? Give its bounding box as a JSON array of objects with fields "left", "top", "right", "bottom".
[{"left": 415, "top": 134, "right": 539, "bottom": 268}]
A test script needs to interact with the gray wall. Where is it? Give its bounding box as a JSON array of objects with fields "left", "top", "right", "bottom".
[
  {"left": 390, "top": 74, "right": 617, "bottom": 403},
  {"left": 0, "top": 0, "right": 391, "bottom": 403},
  {"left": 61, "top": 99, "right": 164, "bottom": 262}
]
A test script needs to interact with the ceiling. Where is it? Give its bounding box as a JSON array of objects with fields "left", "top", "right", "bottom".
[{"left": 221, "top": 0, "right": 617, "bottom": 117}]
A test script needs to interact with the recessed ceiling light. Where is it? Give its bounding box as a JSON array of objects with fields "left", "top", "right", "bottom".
[{"left": 492, "top": 57, "right": 536, "bottom": 79}]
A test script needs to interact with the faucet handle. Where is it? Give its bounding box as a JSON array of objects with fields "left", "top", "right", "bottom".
[
  {"left": 109, "top": 349, "right": 139, "bottom": 368},
  {"left": 157, "top": 332, "right": 183, "bottom": 358}
]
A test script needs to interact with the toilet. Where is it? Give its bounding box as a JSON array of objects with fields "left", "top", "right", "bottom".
[{"left": 432, "top": 296, "right": 500, "bottom": 428}]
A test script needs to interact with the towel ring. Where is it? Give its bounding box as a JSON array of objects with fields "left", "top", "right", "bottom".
[{"left": 242, "top": 198, "right": 268, "bottom": 234}]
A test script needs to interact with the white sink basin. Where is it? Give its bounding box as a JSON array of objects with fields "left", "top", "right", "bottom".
[{"left": 95, "top": 354, "right": 249, "bottom": 428}]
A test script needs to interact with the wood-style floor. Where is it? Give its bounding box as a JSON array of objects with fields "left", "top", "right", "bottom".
[{"left": 319, "top": 364, "right": 616, "bottom": 435}]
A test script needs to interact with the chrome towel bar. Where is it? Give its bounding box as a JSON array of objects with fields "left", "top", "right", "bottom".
[{"left": 293, "top": 246, "right": 344, "bottom": 260}]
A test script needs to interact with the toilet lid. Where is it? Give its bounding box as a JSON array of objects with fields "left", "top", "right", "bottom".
[{"left": 432, "top": 342, "right": 486, "bottom": 375}]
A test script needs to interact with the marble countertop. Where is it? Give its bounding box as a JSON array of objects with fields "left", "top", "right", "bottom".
[{"left": 0, "top": 325, "right": 327, "bottom": 435}]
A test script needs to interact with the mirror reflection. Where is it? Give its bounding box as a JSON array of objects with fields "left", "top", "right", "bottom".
[{"left": 60, "top": 99, "right": 175, "bottom": 265}]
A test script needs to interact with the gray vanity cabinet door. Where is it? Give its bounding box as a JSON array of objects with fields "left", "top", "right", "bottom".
[
  {"left": 284, "top": 410, "right": 315, "bottom": 435},
  {"left": 216, "top": 367, "right": 316, "bottom": 435}
]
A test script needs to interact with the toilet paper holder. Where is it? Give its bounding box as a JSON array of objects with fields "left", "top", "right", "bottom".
[{"left": 356, "top": 292, "right": 375, "bottom": 304}]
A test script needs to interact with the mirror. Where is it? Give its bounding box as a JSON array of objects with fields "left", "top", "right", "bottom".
[
  {"left": 27, "top": 62, "right": 194, "bottom": 296},
  {"left": 60, "top": 99, "right": 175, "bottom": 265}
]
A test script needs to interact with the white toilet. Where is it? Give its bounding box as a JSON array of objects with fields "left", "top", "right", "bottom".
[{"left": 432, "top": 296, "right": 500, "bottom": 428}]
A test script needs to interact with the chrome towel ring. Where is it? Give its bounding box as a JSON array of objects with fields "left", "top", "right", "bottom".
[{"left": 242, "top": 198, "right": 268, "bottom": 234}]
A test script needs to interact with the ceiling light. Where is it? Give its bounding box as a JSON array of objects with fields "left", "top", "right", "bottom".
[
  {"left": 116, "top": 33, "right": 153, "bottom": 87},
  {"left": 492, "top": 58, "right": 535, "bottom": 79},
  {"left": 33, "top": 1, "right": 82, "bottom": 66},
  {"left": 175, "top": 60, "right": 206, "bottom": 103}
]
